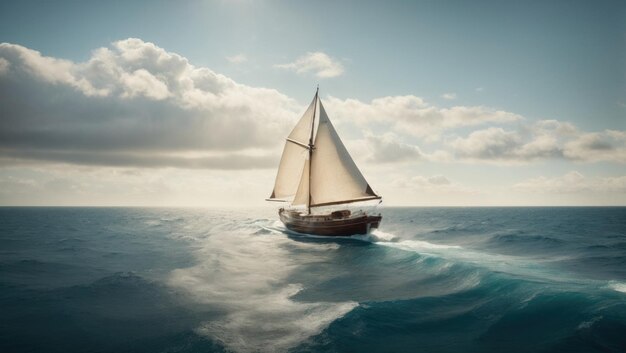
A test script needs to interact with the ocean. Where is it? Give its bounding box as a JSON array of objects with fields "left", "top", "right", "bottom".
[{"left": 1, "top": 207, "right": 625, "bottom": 353}]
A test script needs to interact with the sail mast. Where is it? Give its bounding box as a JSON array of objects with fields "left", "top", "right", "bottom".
[{"left": 307, "top": 86, "right": 319, "bottom": 214}]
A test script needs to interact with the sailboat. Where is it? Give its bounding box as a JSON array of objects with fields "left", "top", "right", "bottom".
[{"left": 267, "top": 88, "right": 382, "bottom": 236}]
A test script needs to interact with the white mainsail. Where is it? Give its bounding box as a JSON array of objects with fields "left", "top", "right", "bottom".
[
  {"left": 268, "top": 90, "right": 380, "bottom": 209},
  {"left": 307, "top": 100, "right": 378, "bottom": 206}
]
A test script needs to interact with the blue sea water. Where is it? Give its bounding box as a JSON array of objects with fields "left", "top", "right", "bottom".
[{"left": 1, "top": 207, "right": 625, "bottom": 353}]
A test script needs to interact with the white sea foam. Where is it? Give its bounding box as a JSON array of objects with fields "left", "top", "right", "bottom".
[
  {"left": 352, "top": 229, "right": 398, "bottom": 242},
  {"left": 261, "top": 220, "right": 596, "bottom": 303},
  {"left": 608, "top": 281, "right": 626, "bottom": 294},
  {"left": 382, "top": 239, "right": 462, "bottom": 251},
  {"left": 167, "top": 226, "right": 356, "bottom": 353},
  {"left": 359, "top": 229, "right": 583, "bottom": 286},
  {"left": 577, "top": 316, "right": 603, "bottom": 330}
]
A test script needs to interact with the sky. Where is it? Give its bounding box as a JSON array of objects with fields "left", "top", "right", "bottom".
[{"left": 0, "top": 0, "right": 625, "bottom": 206}]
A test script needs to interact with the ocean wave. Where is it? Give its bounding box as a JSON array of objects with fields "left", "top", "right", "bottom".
[
  {"left": 487, "top": 232, "right": 564, "bottom": 247},
  {"left": 349, "top": 229, "right": 593, "bottom": 288},
  {"left": 167, "top": 228, "right": 356, "bottom": 353},
  {"left": 264, "top": 222, "right": 552, "bottom": 282},
  {"left": 577, "top": 316, "right": 603, "bottom": 330},
  {"left": 608, "top": 281, "right": 626, "bottom": 294},
  {"left": 169, "top": 213, "right": 626, "bottom": 352},
  {"left": 3, "top": 207, "right": 626, "bottom": 353},
  {"left": 381, "top": 239, "right": 462, "bottom": 251},
  {"left": 352, "top": 229, "right": 398, "bottom": 242}
]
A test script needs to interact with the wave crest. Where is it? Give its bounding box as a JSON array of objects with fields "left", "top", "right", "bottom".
[{"left": 167, "top": 227, "right": 356, "bottom": 353}]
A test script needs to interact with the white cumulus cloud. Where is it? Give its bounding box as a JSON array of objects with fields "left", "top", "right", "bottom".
[
  {"left": 448, "top": 121, "right": 626, "bottom": 164},
  {"left": 0, "top": 57, "right": 10, "bottom": 74},
  {"left": 226, "top": 54, "right": 248, "bottom": 64},
  {"left": 365, "top": 133, "right": 424, "bottom": 163},
  {"left": 563, "top": 130, "right": 626, "bottom": 163},
  {"left": 325, "top": 95, "right": 522, "bottom": 139},
  {"left": 0, "top": 39, "right": 302, "bottom": 169},
  {"left": 275, "top": 52, "right": 344, "bottom": 78},
  {"left": 1, "top": 38, "right": 623, "bottom": 173}
]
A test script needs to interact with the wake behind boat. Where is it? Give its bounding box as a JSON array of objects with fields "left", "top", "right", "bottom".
[{"left": 267, "top": 88, "right": 382, "bottom": 236}]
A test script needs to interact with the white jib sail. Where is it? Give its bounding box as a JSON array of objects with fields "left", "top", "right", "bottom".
[
  {"left": 268, "top": 96, "right": 316, "bottom": 200},
  {"left": 292, "top": 158, "right": 310, "bottom": 206}
]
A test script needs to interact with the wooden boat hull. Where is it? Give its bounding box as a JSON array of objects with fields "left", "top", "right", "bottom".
[{"left": 279, "top": 209, "right": 381, "bottom": 236}]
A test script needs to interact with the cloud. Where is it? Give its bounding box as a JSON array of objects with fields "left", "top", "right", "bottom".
[
  {"left": 0, "top": 163, "right": 280, "bottom": 207},
  {"left": 450, "top": 127, "right": 525, "bottom": 160},
  {"left": 0, "top": 149, "right": 276, "bottom": 170},
  {"left": 448, "top": 122, "right": 626, "bottom": 164},
  {"left": 0, "top": 39, "right": 301, "bottom": 169},
  {"left": 0, "top": 57, "right": 9, "bottom": 74},
  {"left": 448, "top": 124, "right": 565, "bottom": 162},
  {"left": 365, "top": 133, "right": 424, "bottom": 163},
  {"left": 513, "top": 171, "right": 626, "bottom": 194},
  {"left": 391, "top": 174, "right": 476, "bottom": 195},
  {"left": 321, "top": 98, "right": 624, "bottom": 166},
  {"left": 119, "top": 68, "right": 170, "bottom": 99},
  {"left": 325, "top": 95, "right": 522, "bottom": 139},
  {"left": 563, "top": 130, "right": 626, "bottom": 163},
  {"left": 441, "top": 92, "right": 457, "bottom": 100},
  {"left": 1, "top": 39, "right": 623, "bottom": 172},
  {"left": 275, "top": 52, "right": 344, "bottom": 78},
  {"left": 226, "top": 54, "right": 247, "bottom": 64}
]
